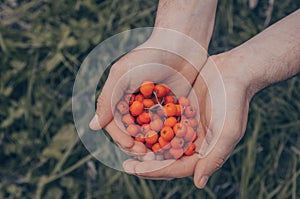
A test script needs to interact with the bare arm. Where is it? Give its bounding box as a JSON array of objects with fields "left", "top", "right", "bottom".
[{"left": 227, "top": 9, "right": 300, "bottom": 96}]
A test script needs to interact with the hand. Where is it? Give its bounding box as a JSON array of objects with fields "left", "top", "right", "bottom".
[
  {"left": 121, "top": 53, "right": 251, "bottom": 185},
  {"left": 89, "top": 35, "right": 207, "bottom": 154},
  {"left": 88, "top": 0, "right": 219, "bottom": 154},
  {"left": 122, "top": 9, "right": 300, "bottom": 188}
]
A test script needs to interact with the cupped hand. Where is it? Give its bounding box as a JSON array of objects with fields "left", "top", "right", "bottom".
[
  {"left": 89, "top": 33, "right": 208, "bottom": 155},
  {"left": 122, "top": 53, "right": 254, "bottom": 188}
]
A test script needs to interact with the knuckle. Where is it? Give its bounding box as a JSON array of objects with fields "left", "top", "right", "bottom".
[
  {"left": 96, "top": 96, "right": 105, "bottom": 110},
  {"left": 213, "top": 156, "right": 226, "bottom": 170}
]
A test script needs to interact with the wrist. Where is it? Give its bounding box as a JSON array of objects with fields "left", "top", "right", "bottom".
[
  {"left": 153, "top": 0, "right": 218, "bottom": 49},
  {"left": 140, "top": 29, "right": 208, "bottom": 71}
]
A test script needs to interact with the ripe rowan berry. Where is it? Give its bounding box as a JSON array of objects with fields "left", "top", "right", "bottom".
[
  {"left": 140, "top": 81, "right": 154, "bottom": 97},
  {"left": 178, "top": 96, "right": 190, "bottom": 107},
  {"left": 135, "top": 94, "right": 144, "bottom": 103},
  {"left": 184, "top": 143, "right": 195, "bottom": 156},
  {"left": 160, "top": 126, "right": 174, "bottom": 141},
  {"left": 117, "top": 101, "right": 129, "bottom": 115},
  {"left": 127, "top": 124, "right": 141, "bottom": 137},
  {"left": 170, "top": 137, "right": 185, "bottom": 149},
  {"left": 150, "top": 118, "right": 163, "bottom": 131},
  {"left": 175, "top": 104, "right": 182, "bottom": 117},
  {"left": 124, "top": 94, "right": 135, "bottom": 105},
  {"left": 164, "top": 103, "right": 177, "bottom": 117},
  {"left": 152, "top": 143, "right": 162, "bottom": 153},
  {"left": 143, "top": 98, "right": 155, "bottom": 108},
  {"left": 184, "top": 126, "right": 195, "bottom": 142},
  {"left": 154, "top": 84, "right": 167, "bottom": 97},
  {"left": 169, "top": 148, "right": 184, "bottom": 159},
  {"left": 158, "top": 137, "right": 171, "bottom": 149},
  {"left": 129, "top": 101, "right": 144, "bottom": 116},
  {"left": 185, "top": 105, "right": 196, "bottom": 118},
  {"left": 173, "top": 123, "right": 187, "bottom": 137},
  {"left": 164, "top": 116, "right": 177, "bottom": 127},
  {"left": 121, "top": 114, "right": 135, "bottom": 127},
  {"left": 135, "top": 133, "right": 145, "bottom": 143},
  {"left": 145, "top": 130, "right": 159, "bottom": 145},
  {"left": 164, "top": 95, "right": 175, "bottom": 104},
  {"left": 137, "top": 111, "right": 151, "bottom": 124}
]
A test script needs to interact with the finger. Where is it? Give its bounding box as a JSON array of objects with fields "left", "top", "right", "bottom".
[
  {"left": 104, "top": 120, "right": 137, "bottom": 151},
  {"left": 193, "top": 129, "right": 240, "bottom": 189},
  {"left": 89, "top": 60, "right": 129, "bottom": 130},
  {"left": 123, "top": 159, "right": 173, "bottom": 180},
  {"left": 123, "top": 154, "right": 199, "bottom": 179}
]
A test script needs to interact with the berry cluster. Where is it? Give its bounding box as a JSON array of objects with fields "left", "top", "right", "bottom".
[{"left": 116, "top": 81, "right": 198, "bottom": 159}]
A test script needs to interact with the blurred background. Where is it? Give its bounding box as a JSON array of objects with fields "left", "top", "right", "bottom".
[{"left": 0, "top": 0, "right": 299, "bottom": 198}]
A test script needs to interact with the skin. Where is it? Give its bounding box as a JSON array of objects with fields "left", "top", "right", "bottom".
[
  {"left": 89, "top": 0, "right": 300, "bottom": 189},
  {"left": 89, "top": 0, "right": 218, "bottom": 153},
  {"left": 122, "top": 9, "right": 300, "bottom": 188}
]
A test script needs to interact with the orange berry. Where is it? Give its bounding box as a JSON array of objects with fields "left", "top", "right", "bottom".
[
  {"left": 169, "top": 148, "right": 184, "bottom": 159},
  {"left": 140, "top": 81, "right": 154, "bottom": 97},
  {"left": 124, "top": 94, "right": 135, "bottom": 105},
  {"left": 164, "top": 96, "right": 175, "bottom": 104},
  {"left": 175, "top": 104, "right": 182, "bottom": 117},
  {"left": 127, "top": 124, "right": 141, "bottom": 137},
  {"left": 135, "top": 133, "right": 145, "bottom": 143},
  {"left": 178, "top": 96, "right": 190, "bottom": 107},
  {"left": 135, "top": 94, "right": 144, "bottom": 103},
  {"left": 184, "top": 143, "right": 195, "bottom": 156},
  {"left": 184, "top": 126, "right": 195, "bottom": 142},
  {"left": 152, "top": 143, "right": 162, "bottom": 153},
  {"left": 117, "top": 101, "right": 129, "bottom": 115},
  {"left": 121, "top": 114, "right": 135, "bottom": 126},
  {"left": 143, "top": 99, "right": 155, "bottom": 108},
  {"left": 181, "top": 118, "right": 191, "bottom": 126},
  {"left": 154, "top": 84, "right": 167, "bottom": 97},
  {"left": 141, "top": 124, "right": 151, "bottom": 134},
  {"left": 164, "top": 103, "right": 177, "bottom": 117},
  {"left": 185, "top": 106, "right": 197, "bottom": 118},
  {"left": 164, "top": 150, "right": 172, "bottom": 159},
  {"left": 164, "top": 117, "right": 177, "bottom": 127},
  {"left": 158, "top": 137, "right": 171, "bottom": 149},
  {"left": 129, "top": 101, "right": 144, "bottom": 116},
  {"left": 170, "top": 137, "right": 185, "bottom": 149},
  {"left": 189, "top": 118, "right": 198, "bottom": 128},
  {"left": 161, "top": 84, "right": 171, "bottom": 95},
  {"left": 136, "top": 116, "right": 143, "bottom": 125},
  {"left": 150, "top": 118, "right": 163, "bottom": 131},
  {"left": 145, "top": 130, "right": 159, "bottom": 145},
  {"left": 173, "top": 123, "right": 187, "bottom": 137},
  {"left": 192, "top": 134, "right": 198, "bottom": 142},
  {"left": 137, "top": 111, "right": 151, "bottom": 124},
  {"left": 160, "top": 126, "right": 174, "bottom": 141}
]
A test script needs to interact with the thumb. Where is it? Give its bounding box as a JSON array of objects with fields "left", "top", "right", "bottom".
[
  {"left": 193, "top": 145, "right": 233, "bottom": 189},
  {"left": 193, "top": 130, "right": 240, "bottom": 189},
  {"left": 89, "top": 68, "right": 122, "bottom": 130}
]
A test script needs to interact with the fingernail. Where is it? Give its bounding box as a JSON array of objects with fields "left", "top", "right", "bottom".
[
  {"left": 198, "top": 176, "right": 209, "bottom": 188},
  {"left": 89, "top": 114, "right": 100, "bottom": 130}
]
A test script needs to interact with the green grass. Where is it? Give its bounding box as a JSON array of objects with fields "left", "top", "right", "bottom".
[{"left": 0, "top": 0, "right": 299, "bottom": 198}]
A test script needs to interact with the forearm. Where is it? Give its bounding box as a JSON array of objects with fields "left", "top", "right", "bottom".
[
  {"left": 230, "top": 9, "right": 300, "bottom": 95},
  {"left": 142, "top": 0, "right": 218, "bottom": 71},
  {"left": 153, "top": 0, "right": 218, "bottom": 49}
]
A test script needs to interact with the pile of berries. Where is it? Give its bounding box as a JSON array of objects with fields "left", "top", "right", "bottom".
[{"left": 116, "top": 81, "right": 198, "bottom": 159}]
